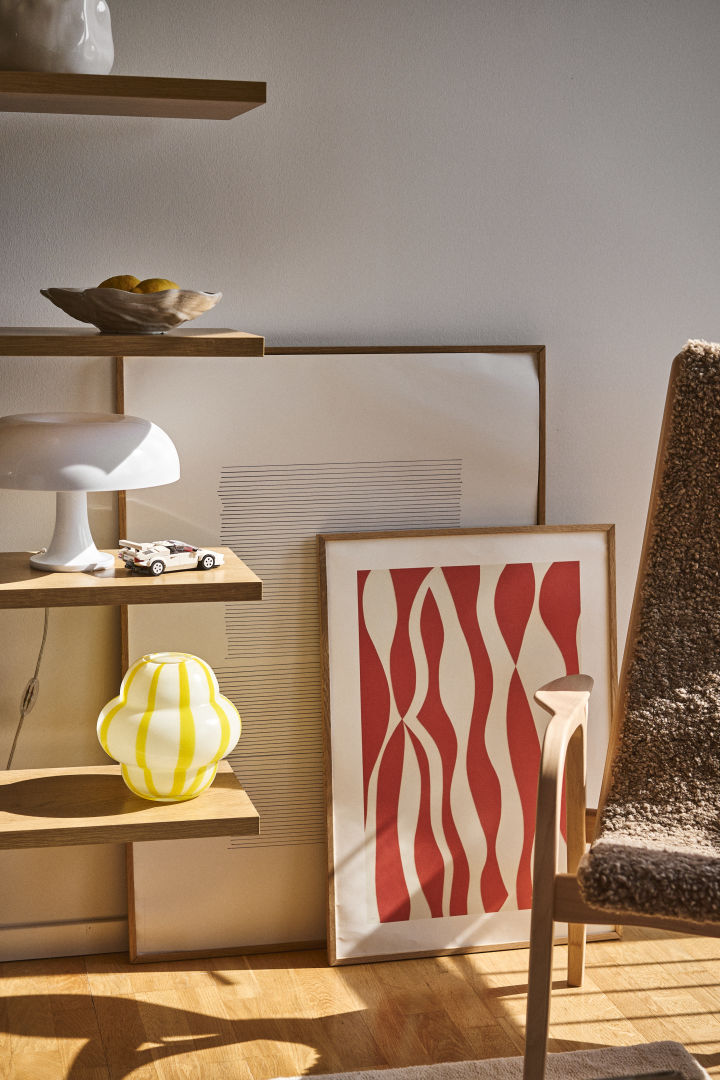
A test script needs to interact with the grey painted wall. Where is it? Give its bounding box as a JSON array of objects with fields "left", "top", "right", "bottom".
[{"left": 1, "top": 0, "right": 719, "bottom": 957}]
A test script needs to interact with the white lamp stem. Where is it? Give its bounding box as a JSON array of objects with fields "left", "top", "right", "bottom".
[{"left": 29, "top": 491, "right": 114, "bottom": 572}]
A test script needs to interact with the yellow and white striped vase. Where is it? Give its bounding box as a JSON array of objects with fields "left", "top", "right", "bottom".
[{"left": 97, "top": 651, "right": 241, "bottom": 802}]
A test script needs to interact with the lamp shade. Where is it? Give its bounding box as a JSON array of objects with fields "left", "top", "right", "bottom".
[
  {"left": 0, "top": 412, "right": 179, "bottom": 491},
  {"left": 0, "top": 412, "right": 180, "bottom": 572}
]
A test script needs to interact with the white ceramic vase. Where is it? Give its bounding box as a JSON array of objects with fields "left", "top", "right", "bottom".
[
  {"left": 97, "top": 652, "right": 242, "bottom": 802},
  {"left": 0, "top": 0, "right": 114, "bottom": 74}
]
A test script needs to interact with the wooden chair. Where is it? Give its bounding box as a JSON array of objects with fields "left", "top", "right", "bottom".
[{"left": 524, "top": 340, "right": 720, "bottom": 1080}]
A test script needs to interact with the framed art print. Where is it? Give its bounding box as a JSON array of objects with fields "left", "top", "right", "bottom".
[
  {"left": 319, "top": 525, "right": 617, "bottom": 964},
  {"left": 122, "top": 346, "right": 545, "bottom": 958}
]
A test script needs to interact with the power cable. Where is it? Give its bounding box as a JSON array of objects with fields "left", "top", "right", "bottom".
[{"left": 7, "top": 607, "right": 49, "bottom": 770}]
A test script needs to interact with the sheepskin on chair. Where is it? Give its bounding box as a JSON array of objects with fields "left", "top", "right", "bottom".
[{"left": 578, "top": 339, "right": 720, "bottom": 922}]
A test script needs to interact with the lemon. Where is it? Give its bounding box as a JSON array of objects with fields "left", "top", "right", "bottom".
[
  {"left": 132, "top": 278, "right": 180, "bottom": 293},
  {"left": 97, "top": 274, "right": 140, "bottom": 291}
]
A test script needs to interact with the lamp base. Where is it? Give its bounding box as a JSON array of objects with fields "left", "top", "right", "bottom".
[
  {"left": 30, "top": 547, "right": 115, "bottom": 573},
  {"left": 30, "top": 490, "right": 115, "bottom": 573}
]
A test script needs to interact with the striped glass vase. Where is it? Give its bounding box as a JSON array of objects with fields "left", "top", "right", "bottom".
[{"left": 97, "top": 651, "right": 241, "bottom": 802}]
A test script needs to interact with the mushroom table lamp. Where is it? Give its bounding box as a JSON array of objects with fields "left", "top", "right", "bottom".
[{"left": 0, "top": 412, "right": 180, "bottom": 572}]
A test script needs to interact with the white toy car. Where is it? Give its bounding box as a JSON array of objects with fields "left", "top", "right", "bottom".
[{"left": 119, "top": 539, "right": 225, "bottom": 576}]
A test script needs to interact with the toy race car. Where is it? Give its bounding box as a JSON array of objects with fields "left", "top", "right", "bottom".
[{"left": 119, "top": 539, "right": 225, "bottom": 576}]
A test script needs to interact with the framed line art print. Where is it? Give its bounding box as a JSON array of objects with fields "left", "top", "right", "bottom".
[
  {"left": 122, "top": 346, "right": 546, "bottom": 959},
  {"left": 319, "top": 525, "right": 617, "bottom": 965}
]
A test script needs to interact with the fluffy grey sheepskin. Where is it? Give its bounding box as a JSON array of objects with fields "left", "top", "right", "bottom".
[{"left": 577, "top": 340, "right": 720, "bottom": 922}]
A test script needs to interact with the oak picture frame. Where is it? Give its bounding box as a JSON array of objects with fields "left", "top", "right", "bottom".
[
  {"left": 319, "top": 524, "right": 617, "bottom": 965},
  {"left": 120, "top": 345, "right": 546, "bottom": 961}
]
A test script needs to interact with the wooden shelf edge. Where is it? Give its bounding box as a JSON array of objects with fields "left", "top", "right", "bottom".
[
  {"left": 0, "top": 761, "right": 259, "bottom": 849},
  {"left": 0, "top": 547, "right": 262, "bottom": 609},
  {"left": 0, "top": 72, "right": 266, "bottom": 119},
  {"left": 0, "top": 327, "right": 265, "bottom": 357}
]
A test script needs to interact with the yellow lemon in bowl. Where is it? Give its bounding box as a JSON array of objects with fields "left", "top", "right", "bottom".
[
  {"left": 132, "top": 278, "right": 180, "bottom": 293},
  {"left": 97, "top": 274, "right": 140, "bottom": 291}
]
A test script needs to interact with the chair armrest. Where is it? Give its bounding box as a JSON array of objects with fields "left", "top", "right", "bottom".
[
  {"left": 535, "top": 673, "right": 594, "bottom": 716},
  {"left": 526, "top": 675, "right": 595, "bottom": 1012},
  {"left": 532, "top": 675, "right": 594, "bottom": 893}
]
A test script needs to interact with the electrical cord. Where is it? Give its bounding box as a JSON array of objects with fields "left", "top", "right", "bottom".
[{"left": 7, "top": 607, "right": 49, "bottom": 770}]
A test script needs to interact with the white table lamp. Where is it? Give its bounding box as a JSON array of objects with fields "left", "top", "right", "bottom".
[{"left": 0, "top": 412, "right": 180, "bottom": 572}]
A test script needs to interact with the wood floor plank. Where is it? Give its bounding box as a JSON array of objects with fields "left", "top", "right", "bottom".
[
  {"left": 441, "top": 948, "right": 530, "bottom": 1022},
  {"left": 279, "top": 1011, "right": 386, "bottom": 1075},
  {"left": 461, "top": 1019, "right": 525, "bottom": 1060},
  {"left": 243, "top": 953, "right": 308, "bottom": 1019},
  {"left": 410, "top": 1007, "right": 481, "bottom": 1063},
  {"left": 171, "top": 983, "right": 247, "bottom": 1063},
  {"left": 4, "top": 1050, "right": 69, "bottom": 1080},
  {"left": 348, "top": 1002, "right": 435, "bottom": 1068},
  {"left": 587, "top": 929, "right": 720, "bottom": 1069},
  {"left": 242, "top": 1043, "right": 317, "bottom": 1080},
  {"left": 542, "top": 972, "right": 648, "bottom": 1055},
  {"left": 84, "top": 953, "right": 142, "bottom": 997},
  {"left": 333, "top": 955, "right": 481, "bottom": 1064},
  {"left": 89, "top": 954, "right": 216, "bottom": 995},
  {"left": 6, "top": 990, "right": 59, "bottom": 1056},
  {"left": 434, "top": 954, "right": 508, "bottom": 1027},
  {"left": 92, "top": 992, "right": 161, "bottom": 1080},
  {"left": 209, "top": 955, "right": 257, "bottom": 992},
  {"left": 284, "top": 955, "right": 366, "bottom": 1018},
  {"left": 51, "top": 993, "right": 109, "bottom": 1076},
  {"left": 205, "top": 967, "right": 311, "bottom": 1077},
  {"left": 3, "top": 931, "right": 720, "bottom": 1077}
]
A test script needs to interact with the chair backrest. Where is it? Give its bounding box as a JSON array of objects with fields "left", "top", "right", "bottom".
[{"left": 578, "top": 339, "right": 720, "bottom": 920}]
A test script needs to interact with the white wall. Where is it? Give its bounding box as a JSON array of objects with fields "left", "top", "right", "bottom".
[{"left": 1, "top": 0, "right": 719, "bottom": 957}]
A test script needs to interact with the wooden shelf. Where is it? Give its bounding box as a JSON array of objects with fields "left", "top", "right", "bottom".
[
  {"left": 0, "top": 327, "right": 264, "bottom": 357},
  {"left": 0, "top": 548, "right": 261, "bottom": 609},
  {"left": 0, "top": 72, "right": 266, "bottom": 119},
  {"left": 0, "top": 761, "right": 259, "bottom": 849}
]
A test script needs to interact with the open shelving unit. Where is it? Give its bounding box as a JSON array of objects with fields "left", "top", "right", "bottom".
[
  {"left": 1, "top": 70, "right": 267, "bottom": 958},
  {"left": 0, "top": 331, "right": 265, "bottom": 850},
  {"left": 0, "top": 539, "right": 263, "bottom": 848}
]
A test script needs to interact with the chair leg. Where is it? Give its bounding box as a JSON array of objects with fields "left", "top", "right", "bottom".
[
  {"left": 524, "top": 687, "right": 590, "bottom": 1080},
  {"left": 565, "top": 726, "right": 587, "bottom": 988},
  {"left": 567, "top": 921, "right": 586, "bottom": 987},
  {"left": 523, "top": 900, "right": 555, "bottom": 1080}
]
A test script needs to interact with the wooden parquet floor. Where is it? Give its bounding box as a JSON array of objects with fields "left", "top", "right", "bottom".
[{"left": 1, "top": 927, "right": 720, "bottom": 1079}]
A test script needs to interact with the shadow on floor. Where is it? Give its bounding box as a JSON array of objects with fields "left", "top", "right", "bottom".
[{"left": 3, "top": 992, "right": 417, "bottom": 1079}]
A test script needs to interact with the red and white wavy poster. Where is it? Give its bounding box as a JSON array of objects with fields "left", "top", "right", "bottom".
[{"left": 357, "top": 560, "right": 580, "bottom": 925}]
